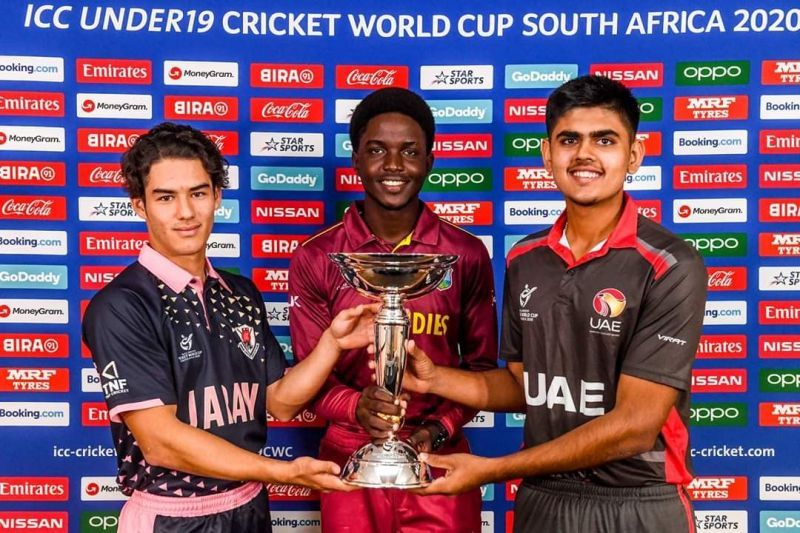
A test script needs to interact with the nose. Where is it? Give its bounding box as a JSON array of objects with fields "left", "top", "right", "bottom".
[
  {"left": 382, "top": 149, "right": 404, "bottom": 172},
  {"left": 176, "top": 193, "right": 195, "bottom": 219},
  {"left": 574, "top": 138, "right": 595, "bottom": 161}
]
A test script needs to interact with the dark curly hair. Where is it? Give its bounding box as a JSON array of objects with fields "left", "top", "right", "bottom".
[
  {"left": 349, "top": 87, "right": 435, "bottom": 154},
  {"left": 121, "top": 122, "right": 227, "bottom": 200}
]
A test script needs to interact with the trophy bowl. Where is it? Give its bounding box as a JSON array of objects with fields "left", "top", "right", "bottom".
[{"left": 328, "top": 252, "right": 458, "bottom": 488}]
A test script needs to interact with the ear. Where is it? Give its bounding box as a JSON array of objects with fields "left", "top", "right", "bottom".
[
  {"left": 350, "top": 149, "right": 359, "bottom": 173},
  {"left": 425, "top": 151, "right": 434, "bottom": 174},
  {"left": 214, "top": 186, "right": 222, "bottom": 209},
  {"left": 627, "top": 137, "right": 645, "bottom": 174},
  {"left": 541, "top": 138, "right": 553, "bottom": 174},
  {"left": 131, "top": 196, "right": 147, "bottom": 221}
]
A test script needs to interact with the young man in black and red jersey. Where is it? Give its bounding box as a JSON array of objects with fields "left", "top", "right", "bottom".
[
  {"left": 83, "top": 122, "right": 377, "bottom": 533},
  {"left": 402, "top": 76, "right": 707, "bottom": 532},
  {"left": 288, "top": 88, "right": 498, "bottom": 532}
]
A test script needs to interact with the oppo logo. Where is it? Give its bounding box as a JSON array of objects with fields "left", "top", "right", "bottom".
[
  {"left": 639, "top": 101, "right": 655, "bottom": 114},
  {"left": 512, "top": 137, "right": 543, "bottom": 151},
  {"left": 687, "top": 236, "right": 740, "bottom": 252},
  {"left": 428, "top": 171, "right": 485, "bottom": 186},
  {"left": 684, "top": 65, "right": 742, "bottom": 81}
]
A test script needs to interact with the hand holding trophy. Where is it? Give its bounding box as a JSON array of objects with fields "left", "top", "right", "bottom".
[{"left": 328, "top": 252, "right": 457, "bottom": 488}]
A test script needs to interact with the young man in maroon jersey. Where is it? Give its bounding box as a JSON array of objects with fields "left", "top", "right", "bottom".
[
  {"left": 402, "top": 76, "right": 707, "bottom": 532},
  {"left": 288, "top": 88, "right": 498, "bottom": 532},
  {"left": 83, "top": 122, "right": 376, "bottom": 533}
]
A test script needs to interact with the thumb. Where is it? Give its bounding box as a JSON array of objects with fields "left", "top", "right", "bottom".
[
  {"left": 419, "top": 452, "right": 449, "bottom": 470},
  {"left": 313, "top": 459, "right": 341, "bottom": 476}
]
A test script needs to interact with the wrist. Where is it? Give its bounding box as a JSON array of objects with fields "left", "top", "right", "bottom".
[
  {"left": 319, "top": 328, "right": 342, "bottom": 356},
  {"left": 423, "top": 419, "right": 449, "bottom": 451},
  {"left": 263, "top": 456, "right": 294, "bottom": 484}
]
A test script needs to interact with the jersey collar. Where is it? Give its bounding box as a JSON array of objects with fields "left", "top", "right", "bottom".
[
  {"left": 547, "top": 193, "right": 640, "bottom": 267},
  {"left": 343, "top": 200, "right": 440, "bottom": 250},
  {"left": 138, "top": 243, "right": 231, "bottom": 293}
]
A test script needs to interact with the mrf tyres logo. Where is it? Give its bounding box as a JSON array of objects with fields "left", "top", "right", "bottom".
[
  {"left": 687, "top": 476, "right": 748, "bottom": 501},
  {"left": 760, "top": 232, "right": 800, "bottom": 257},
  {"left": 760, "top": 403, "right": 800, "bottom": 427},
  {"left": 762, "top": 60, "right": 800, "bottom": 85}
]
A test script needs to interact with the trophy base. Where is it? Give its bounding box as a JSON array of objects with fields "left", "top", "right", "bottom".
[{"left": 340, "top": 438, "right": 432, "bottom": 489}]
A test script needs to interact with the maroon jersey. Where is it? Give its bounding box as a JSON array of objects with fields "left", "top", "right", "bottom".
[
  {"left": 503, "top": 195, "right": 707, "bottom": 487},
  {"left": 288, "top": 201, "right": 498, "bottom": 448}
]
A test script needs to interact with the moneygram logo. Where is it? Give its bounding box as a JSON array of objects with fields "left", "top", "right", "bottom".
[
  {"left": 687, "top": 477, "right": 748, "bottom": 501},
  {"left": 336, "top": 65, "right": 408, "bottom": 89},
  {"left": 759, "top": 266, "right": 800, "bottom": 291},
  {"left": 267, "top": 409, "right": 325, "bottom": 427},
  {"left": 252, "top": 235, "right": 307, "bottom": 259},
  {"left": 0, "top": 299, "right": 68, "bottom": 324},
  {"left": 77, "top": 93, "right": 151, "bottom": 119},
  {"left": 0, "top": 511, "right": 67, "bottom": 531},
  {"left": 428, "top": 99, "right": 492, "bottom": 124},
  {"left": 0, "top": 90, "right": 63, "bottom": 117},
  {"left": 420, "top": 65, "right": 493, "bottom": 90},
  {"left": 424, "top": 168, "right": 492, "bottom": 192},
  {"left": 760, "top": 129, "right": 800, "bottom": 154},
  {"left": 674, "top": 95, "right": 748, "bottom": 121},
  {"left": 78, "top": 163, "right": 124, "bottom": 187},
  {"left": 760, "top": 164, "right": 800, "bottom": 188},
  {"left": 250, "top": 97, "right": 323, "bottom": 123},
  {"left": 430, "top": 201, "right": 493, "bottom": 225},
  {"left": 0, "top": 264, "right": 67, "bottom": 290},
  {"left": 759, "top": 232, "right": 800, "bottom": 257},
  {"left": 0, "top": 403, "right": 69, "bottom": 426},
  {"left": 77, "top": 128, "right": 143, "bottom": 153},
  {"left": 760, "top": 301, "right": 800, "bottom": 325},
  {"left": 760, "top": 404, "right": 800, "bottom": 427},
  {"left": 504, "top": 98, "right": 546, "bottom": 123},
  {"left": 760, "top": 335, "right": 800, "bottom": 358},
  {"left": 206, "top": 234, "right": 239, "bottom": 258},
  {"left": 0, "top": 161, "right": 65, "bottom": 186},
  {"left": 504, "top": 167, "right": 555, "bottom": 191},
  {"left": 673, "top": 164, "right": 746, "bottom": 189},
  {"left": 0, "top": 125, "right": 65, "bottom": 152},
  {"left": 762, "top": 60, "right": 800, "bottom": 85},
  {"left": 80, "top": 477, "right": 127, "bottom": 501},
  {"left": 78, "top": 197, "right": 138, "bottom": 222},
  {"left": 761, "top": 369, "right": 800, "bottom": 393},
  {"left": 164, "top": 95, "right": 237, "bottom": 121},
  {"left": 505, "top": 133, "right": 547, "bottom": 156},
  {"left": 673, "top": 198, "right": 747, "bottom": 223},
  {"left": 696, "top": 334, "right": 747, "bottom": 359},
  {"left": 760, "top": 95, "right": 800, "bottom": 120},
  {"left": 0, "top": 55, "right": 63, "bottom": 82},
  {"left": 505, "top": 64, "right": 577, "bottom": 88},
  {"left": 624, "top": 166, "right": 661, "bottom": 191},
  {"left": 703, "top": 300, "right": 747, "bottom": 325},
  {"left": 0, "top": 333, "right": 68, "bottom": 358},
  {"left": 690, "top": 402, "right": 747, "bottom": 426},
  {"left": 504, "top": 201, "right": 565, "bottom": 225},
  {"left": 707, "top": 267, "right": 747, "bottom": 291},
  {"left": 252, "top": 200, "right": 323, "bottom": 225},
  {"left": 673, "top": 130, "right": 747, "bottom": 155},
  {"left": 677, "top": 61, "right": 749, "bottom": 85},
  {"left": 163, "top": 60, "right": 238, "bottom": 87},
  {"left": 637, "top": 97, "right": 663, "bottom": 121},
  {"left": 250, "top": 63, "right": 323, "bottom": 88},
  {"left": 251, "top": 166, "right": 323, "bottom": 191},
  {"left": 0, "top": 196, "right": 66, "bottom": 221},
  {"left": 77, "top": 58, "right": 151, "bottom": 84},
  {"left": 0, "top": 477, "right": 68, "bottom": 501},
  {"left": 432, "top": 134, "right": 492, "bottom": 158},
  {"left": 253, "top": 268, "right": 289, "bottom": 293},
  {"left": 589, "top": 62, "right": 663, "bottom": 87},
  {"left": 251, "top": 132, "right": 324, "bottom": 157},
  {"left": 760, "top": 198, "right": 800, "bottom": 222},
  {"left": 0, "top": 368, "right": 69, "bottom": 392}
]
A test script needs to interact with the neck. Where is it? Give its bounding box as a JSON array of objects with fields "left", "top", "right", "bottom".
[
  {"left": 564, "top": 195, "right": 624, "bottom": 260},
  {"left": 362, "top": 198, "right": 421, "bottom": 246}
]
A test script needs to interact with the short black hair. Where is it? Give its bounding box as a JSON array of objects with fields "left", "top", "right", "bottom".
[
  {"left": 121, "top": 121, "right": 227, "bottom": 200},
  {"left": 349, "top": 88, "right": 435, "bottom": 153},
  {"left": 546, "top": 75, "right": 640, "bottom": 140}
]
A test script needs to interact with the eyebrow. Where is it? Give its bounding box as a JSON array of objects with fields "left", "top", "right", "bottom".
[
  {"left": 556, "top": 129, "right": 621, "bottom": 140},
  {"left": 364, "top": 139, "right": 420, "bottom": 146},
  {"left": 151, "top": 183, "right": 211, "bottom": 195}
]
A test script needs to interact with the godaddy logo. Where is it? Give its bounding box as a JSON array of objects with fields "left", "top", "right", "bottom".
[
  {"left": 682, "top": 233, "right": 747, "bottom": 257},
  {"left": 690, "top": 403, "right": 747, "bottom": 426},
  {"left": 424, "top": 168, "right": 492, "bottom": 192},
  {"left": 505, "top": 133, "right": 547, "bottom": 156},
  {"left": 761, "top": 369, "right": 800, "bottom": 392},
  {"left": 676, "top": 61, "right": 749, "bottom": 86}
]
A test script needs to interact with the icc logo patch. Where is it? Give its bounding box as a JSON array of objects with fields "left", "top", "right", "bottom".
[{"left": 592, "top": 288, "right": 627, "bottom": 318}]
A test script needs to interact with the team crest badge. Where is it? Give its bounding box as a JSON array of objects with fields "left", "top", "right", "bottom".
[
  {"left": 437, "top": 270, "right": 453, "bottom": 291},
  {"left": 233, "top": 324, "right": 260, "bottom": 360}
]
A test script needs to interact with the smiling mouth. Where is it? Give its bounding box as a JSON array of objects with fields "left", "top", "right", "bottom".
[
  {"left": 377, "top": 177, "right": 410, "bottom": 190},
  {"left": 569, "top": 169, "right": 603, "bottom": 183},
  {"left": 174, "top": 225, "right": 201, "bottom": 234}
]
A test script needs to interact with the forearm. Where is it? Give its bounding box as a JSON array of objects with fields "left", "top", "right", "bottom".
[{"left": 429, "top": 367, "right": 524, "bottom": 412}]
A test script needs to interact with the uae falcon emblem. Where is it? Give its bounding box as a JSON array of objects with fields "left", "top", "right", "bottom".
[{"left": 233, "top": 324, "right": 260, "bottom": 360}]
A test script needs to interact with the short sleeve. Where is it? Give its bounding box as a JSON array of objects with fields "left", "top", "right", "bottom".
[{"left": 500, "top": 263, "right": 524, "bottom": 362}]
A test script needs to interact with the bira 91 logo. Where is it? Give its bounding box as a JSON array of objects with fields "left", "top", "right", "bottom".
[
  {"left": 164, "top": 95, "right": 238, "bottom": 121},
  {"left": 759, "top": 334, "right": 800, "bottom": 358},
  {"left": 687, "top": 477, "right": 748, "bottom": 501},
  {"left": 504, "top": 167, "right": 556, "bottom": 191},
  {"left": 760, "top": 164, "right": 800, "bottom": 188},
  {"left": 707, "top": 267, "right": 747, "bottom": 291},
  {"left": 673, "top": 164, "right": 746, "bottom": 189},
  {"left": 759, "top": 402, "right": 800, "bottom": 427},
  {"left": 759, "top": 198, "right": 800, "bottom": 222},
  {"left": 0, "top": 511, "right": 67, "bottom": 532},
  {"left": 335, "top": 167, "right": 362, "bottom": 191},
  {"left": 80, "top": 231, "right": 148, "bottom": 256},
  {"left": 203, "top": 131, "right": 239, "bottom": 156},
  {"left": 760, "top": 129, "right": 800, "bottom": 154},
  {"left": 691, "top": 369, "right": 747, "bottom": 393},
  {"left": 252, "top": 268, "right": 288, "bottom": 293},
  {"left": 250, "top": 63, "right": 324, "bottom": 88},
  {"left": 0, "top": 368, "right": 68, "bottom": 392},
  {"left": 250, "top": 98, "right": 323, "bottom": 123},
  {"left": 432, "top": 134, "right": 492, "bottom": 158},
  {"left": 267, "top": 409, "right": 325, "bottom": 427},
  {"left": 759, "top": 232, "right": 800, "bottom": 257},
  {"left": 77, "top": 128, "right": 144, "bottom": 153},
  {"left": 251, "top": 200, "right": 323, "bottom": 225},
  {"left": 430, "top": 201, "right": 492, "bottom": 225},
  {"left": 76, "top": 58, "right": 152, "bottom": 84},
  {"left": 81, "top": 402, "right": 109, "bottom": 426},
  {"left": 696, "top": 334, "right": 747, "bottom": 359},
  {"left": 266, "top": 484, "right": 319, "bottom": 501},
  {"left": 78, "top": 162, "right": 124, "bottom": 187},
  {"left": 336, "top": 65, "right": 408, "bottom": 89},
  {"left": 252, "top": 235, "right": 307, "bottom": 259},
  {"left": 0, "top": 161, "right": 66, "bottom": 186},
  {"left": 589, "top": 63, "right": 663, "bottom": 87},
  {"left": 0, "top": 91, "right": 64, "bottom": 117},
  {"left": 759, "top": 301, "right": 800, "bottom": 325},
  {"left": 636, "top": 131, "right": 662, "bottom": 156},
  {"left": 0, "top": 195, "right": 65, "bottom": 221},
  {"left": 674, "top": 95, "right": 748, "bottom": 121},
  {"left": 762, "top": 60, "right": 800, "bottom": 85},
  {"left": 80, "top": 266, "right": 124, "bottom": 290},
  {"left": 0, "top": 477, "right": 69, "bottom": 501},
  {"left": 0, "top": 333, "right": 68, "bottom": 358},
  {"left": 504, "top": 98, "right": 547, "bottom": 123}
]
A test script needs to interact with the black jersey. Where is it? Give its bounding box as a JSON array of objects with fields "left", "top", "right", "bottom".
[{"left": 502, "top": 195, "right": 707, "bottom": 487}]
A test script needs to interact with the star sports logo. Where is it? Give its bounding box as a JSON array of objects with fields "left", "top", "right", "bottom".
[{"left": 593, "top": 289, "right": 626, "bottom": 318}]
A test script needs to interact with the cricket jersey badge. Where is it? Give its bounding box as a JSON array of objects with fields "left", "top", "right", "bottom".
[{"left": 233, "top": 324, "right": 261, "bottom": 360}]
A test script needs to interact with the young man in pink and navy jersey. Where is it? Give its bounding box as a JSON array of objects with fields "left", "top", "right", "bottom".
[
  {"left": 83, "top": 122, "right": 376, "bottom": 533},
  {"left": 402, "top": 76, "right": 707, "bottom": 532},
  {"left": 288, "top": 88, "right": 498, "bottom": 532}
]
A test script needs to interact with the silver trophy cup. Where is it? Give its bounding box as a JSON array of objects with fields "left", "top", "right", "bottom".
[{"left": 328, "top": 252, "right": 458, "bottom": 488}]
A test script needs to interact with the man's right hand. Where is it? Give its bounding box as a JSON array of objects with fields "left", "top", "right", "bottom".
[
  {"left": 283, "top": 456, "right": 358, "bottom": 492},
  {"left": 402, "top": 340, "right": 437, "bottom": 394},
  {"left": 356, "top": 385, "right": 405, "bottom": 439}
]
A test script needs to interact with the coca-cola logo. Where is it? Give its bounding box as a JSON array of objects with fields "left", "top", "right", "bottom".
[
  {"left": 346, "top": 68, "right": 396, "bottom": 86},
  {"left": 82, "top": 99, "right": 95, "bottom": 112},
  {"left": 266, "top": 484, "right": 316, "bottom": 499},
  {"left": 261, "top": 102, "right": 311, "bottom": 119},
  {"left": 2, "top": 198, "right": 53, "bottom": 216},
  {"left": 708, "top": 270, "right": 734, "bottom": 288},
  {"left": 89, "top": 167, "right": 124, "bottom": 184},
  {"left": 206, "top": 134, "right": 226, "bottom": 151},
  {"left": 169, "top": 67, "right": 182, "bottom": 80}
]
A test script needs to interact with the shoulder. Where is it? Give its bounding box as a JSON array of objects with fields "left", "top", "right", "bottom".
[
  {"left": 436, "top": 219, "right": 490, "bottom": 261},
  {"left": 506, "top": 227, "right": 550, "bottom": 267},
  {"left": 84, "top": 263, "right": 157, "bottom": 323},
  {"left": 635, "top": 216, "right": 705, "bottom": 279}
]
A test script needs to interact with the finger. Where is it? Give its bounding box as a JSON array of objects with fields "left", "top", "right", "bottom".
[
  {"left": 418, "top": 452, "right": 450, "bottom": 470},
  {"left": 363, "top": 398, "right": 403, "bottom": 415},
  {"left": 367, "top": 360, "right": 376, "bottom": 370}
]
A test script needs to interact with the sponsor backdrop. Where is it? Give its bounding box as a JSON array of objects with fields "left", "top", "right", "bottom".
[{"left": 0, "top": 0, "right": 798, "bottom": 531}]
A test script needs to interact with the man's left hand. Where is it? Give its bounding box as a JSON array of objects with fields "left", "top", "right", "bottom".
[
  {"left": 407, "top": 425, "right": 435, "bottom": 453},
  {"left": 328, "top": 303, "right": 380, "bottom": 351},
  {"left": 413, "top": 452, "right": 492, "bottom": 495}
]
